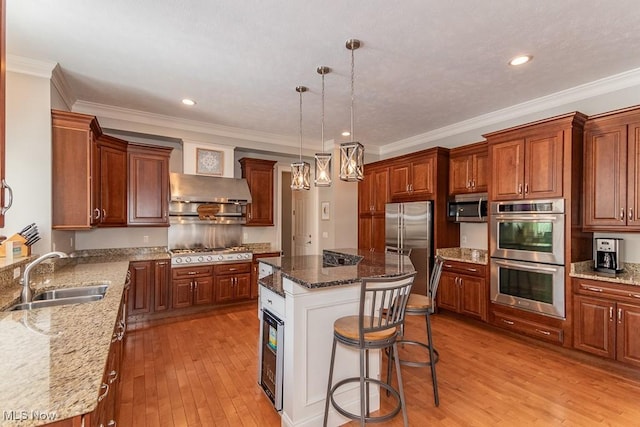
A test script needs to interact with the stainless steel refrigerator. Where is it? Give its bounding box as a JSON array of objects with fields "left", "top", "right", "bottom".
[{"left": 385, "top": 201, "right": 433, "bottom": 295}]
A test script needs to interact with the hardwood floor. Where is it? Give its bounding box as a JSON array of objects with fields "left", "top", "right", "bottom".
[{"left": 118, "top": 302, "right": 640, "bottom": 426}]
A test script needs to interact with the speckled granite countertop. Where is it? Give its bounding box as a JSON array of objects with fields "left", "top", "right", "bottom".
[
  {"left": 258, "top": 249, "right": 415, "bottom": 294},
  {"left": 570, "top": 260, "right": 640, "bottom": 286},
  {"left": 0, "top": 259, "right": 129, "bottom": 427},
  {"left": 436, "top": 247, "right": 488, "bottom": 265}
]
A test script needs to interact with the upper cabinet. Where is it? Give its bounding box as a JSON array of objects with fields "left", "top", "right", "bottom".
[
  {"left": 389, "top": 151, "right": 435, "bottom": 201},
  {"left": 358, "top": 163, "right": 389, "bottom": 252},
  {"left": 96, "top": 135, "right": 128, "bottom": 226},
  {"left": 127, "top": 143, "right": 172, "bottom": 226},
  {"left": 239, "top": 158, "right": 276, "bottom": 226},
  {"left": 52, "top": 110, "right": 104, "bottom": 229},
  {"left": 449, "top": 141, "right": 488, "bottom": 195},
  {"left": 485, "top": 112, "right": 587, "bottom": 201},
  {"left": 583, "top": 106, "right": 640, "bottom": 231}
]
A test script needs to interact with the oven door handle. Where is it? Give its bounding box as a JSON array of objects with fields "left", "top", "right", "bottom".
[
  {"left": 492, "top": 259, "right": 559, "bottom": 273},
  {"left": 494, "top": 215, "right": 561, "bottom": 222}
]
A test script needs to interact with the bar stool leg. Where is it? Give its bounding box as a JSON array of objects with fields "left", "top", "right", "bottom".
[
  {"left": 323, "top": 337, "right": 338, "bottom": 427},
  {"left": 426, "top": 311, "right": 439, "bottom": 407},
  {"left": 359, "top": 348, "right": 366, "bottom": 426},
  {"left": 392, "top": 341, "right": 409, "bottom": 427}
]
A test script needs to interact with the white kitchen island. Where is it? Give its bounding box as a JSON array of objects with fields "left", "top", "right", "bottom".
[{"left": 258, "top": 249, "right": 415, "bottom": 427}]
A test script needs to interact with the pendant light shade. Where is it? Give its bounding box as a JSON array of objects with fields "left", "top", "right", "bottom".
[
  {"left": 339, "top": 38, "right": 365, "bottom": 182},
  {"left": 315, "top": 66, "right": 332, "bottom": 187},
  {"left": 291, "top": 86, "right": 310, "bottom": 191}
]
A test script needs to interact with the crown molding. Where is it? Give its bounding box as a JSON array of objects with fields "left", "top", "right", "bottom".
[
  {"left": 6, "top": 54, "right": 57, "bottom": 78},
  {"left": 51, "top": 64, "right": 76, "bottom": 110},
  {"left": 380, "top": 66, "right": 640, "bottom": 156},
  {"left": 73, "top": 100, "right": 301, "bottom": 149}
]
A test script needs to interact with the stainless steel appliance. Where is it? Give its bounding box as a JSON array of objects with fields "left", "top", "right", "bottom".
[
  {"left": 385, "top": 201, "right": 432, "bottom": 295},
  {"left": 594, "top": 237, "right": 624, "bottom": 274},
  {"left": 490, "top": 198, "right": 565, "bottom": 265},
  {"left": 169, "top": 247, "right": 252, "bottom": 266},
  {"left": 259, "top": 309, "right": 284, "bottom": 411},
  {"left": 447, "top": 193, "right": 488, "bottom": 223},
  {"left": 490, "top": 199, "right": 566, "bottom": 318}
]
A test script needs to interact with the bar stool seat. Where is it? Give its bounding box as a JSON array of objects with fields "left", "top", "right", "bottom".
[
  {"left": 406, "top": 294, "right": 430, "bottom": 310},
  {"left": 323, "top": 272, "right": 416, "bottom": 427}
]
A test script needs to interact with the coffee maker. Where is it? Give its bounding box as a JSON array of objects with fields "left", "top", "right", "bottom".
[{"left": 594, "top": 237, "right": 624, "bottom": 274}]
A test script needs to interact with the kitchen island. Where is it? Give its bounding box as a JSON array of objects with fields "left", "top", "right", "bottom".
[{"left": 258, "top": 249, "right": 415, "bottom": 427}]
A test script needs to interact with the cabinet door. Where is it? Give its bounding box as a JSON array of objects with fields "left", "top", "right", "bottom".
[
  {"left": 358, "top": 215, "right": 373, "bottom": 251},
  {"left": 409, "top": 157, "right": 434, "bottom": 198},
  {"left": 358, "top": 170, "right": 373, "bottom": 213},
  {"left": 459, "top": 274, "right": 485, "bottom": 320},
  {"left": 627, "top": 122, "right": 640, "bottom": 228},
  {"left": 616, "top": 302, "right": 640, "bottom": 367},
  {"left": 99, "top": 140, "right": 128, "bottom": 226},
  {"left": 524, "top": 131, "right": 563, "bottom": 199},
  {"left": 194, "top": 277, "right": 213, "bottom": 305},
  {"left": 235, "top": 273, "right": 252, "bottom": 300},
  {"left": 472, "top": 151, "right": 489, "bottom": 193},
  {"left": 172, "top": 278, "right": 193, "bottom": 309},
  {"left": 449, "top": 155, "right": 471, "bottom": 194},
  {"left": 153, "top": 260, "right": 171, "bottom": 312},
  {"left": 128, "top": 146, "right": 170, "bottom": 226},
  {"left": 128, "top": 261, "right": 152, "bottom": 315},
  {"left": 490, "top": 139, "right": 525, "bottom": 200},
  {"left": 371, "top": 215, "right": 386, "bottom": 252},
  {"left": 215, "top": 276, "right": 235, "bottom": 303},
  {"left": 372, "top": 168, "right": 390, "bottom": 213},
  {"left": 240, "top": 159, "right": 276, "bottom": 226},
  {"left": 437, "top": 272, "right": 459, "bottom": 312},
  {"left": 389, "top": 164, "right": 411, "bottom": 198},
  {"left": 573, "top": 295, "right": 615, "bottom": 359},
  {"left": 584, "top": 123, "right": 627, "bottom": 228}
]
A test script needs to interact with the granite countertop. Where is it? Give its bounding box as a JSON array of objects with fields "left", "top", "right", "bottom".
[
  {"left": 570, "top": 260, "right": 640, "bottom": 286},
  {"left": 436, "top": 247, "right": 488, "bottom": 265},
  {"left": 258, "top": 249, "right": 415, "bottom": 293},
  {"left": 0, "top": 259, "right": 129, "bottom": 427}
]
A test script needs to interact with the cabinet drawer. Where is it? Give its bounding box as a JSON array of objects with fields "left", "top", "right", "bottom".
[
  {"left": 492, "top": 311, "right": 563, "bottom": 344},
  {"left": 172, "top": 265, "right": 213, "bottom": 279},
  {"left": 260, "top": 286, "right": 285, "bottom": 320},
  {"left": 573, "top": 278, "right": 640, "bottom": 301},
  {"left": 442, "top": 260, "right": 486, "bottom": 277},
  {"left": 214, "top": 262, "right": 251, "bottom": 275}
]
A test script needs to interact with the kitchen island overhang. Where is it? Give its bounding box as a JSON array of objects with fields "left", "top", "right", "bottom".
[{"left": 257, "top": 249, "right": 415, "bottom": 427}]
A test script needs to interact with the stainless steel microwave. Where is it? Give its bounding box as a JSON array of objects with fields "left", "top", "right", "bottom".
[{"left": 447, "top": 193, "right": 488, "bottom": 222}]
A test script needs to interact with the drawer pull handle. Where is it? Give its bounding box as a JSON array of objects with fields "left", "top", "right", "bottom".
[
  {"left": 585, "top": 286, "right": 603, "bottom": 292},
  {"left": 465, "top": 268, "right": 477, "bottom": 272},
  {"left": 535, "top": 329, "right": 551, "bottom": 336},
  {"left": 501, "top": 319, "right": 514, "bottom": 325},
  {"left": 267, "top": 299, "right": 273, "bottom": 304},
  {"left": 444, "top": 264, "right": 453, "bottom": 268},
  {"left": 631, "top": 294, "right": 640, "bottom": 299},
  {"left": 188, "top": 272, "right": 196, "bottom": 275},
  {"left": 98, "top": 383, "right": 109, "bottom": 402},
  {"left": 108, "top": 370, "right": 118, "bottom": 384}
]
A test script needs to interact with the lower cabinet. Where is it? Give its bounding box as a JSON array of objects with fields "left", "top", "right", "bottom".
[
  {"left": 171, "top": 265, "right": 214, "bottom": 308},
  {"left": 573, "top": 278, "right": 640, "bottom": 367},
  {"left": 214, "top": 262, "right": 252, "bottom": 304},
  {"left": 153, "top": 259, "right": 171, "bottom": 311},
  {"left": 437, "top": 260, "right": 487, "bottom": 321},
  {"left": 128, "top": 259, "right": 171, "bottom": 316},
  {"left": 251, "top": 252, "right": 281, "bottom": 299}
]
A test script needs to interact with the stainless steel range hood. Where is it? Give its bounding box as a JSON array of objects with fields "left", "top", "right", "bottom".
[{"left": 170, "top": 172, "right": 252, "bottom": 204}]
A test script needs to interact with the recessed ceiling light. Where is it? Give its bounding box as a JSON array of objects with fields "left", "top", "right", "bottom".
[
  {"left": 509, "top": 55, "right": 533, "bottom": 66},
  {"left": 182, "top": 98, "right": 196, "bottom": 106},
  {"left": 341, "top": 131, "right": 351, "bottom": 137}
]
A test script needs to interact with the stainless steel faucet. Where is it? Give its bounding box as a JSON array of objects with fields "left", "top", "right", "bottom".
[{"left": 20, "top": 251, "right": 68, "bottom": 303}]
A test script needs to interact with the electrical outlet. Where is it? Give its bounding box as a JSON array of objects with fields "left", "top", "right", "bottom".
[
  {"left": 70, "top": 237, "right": 73, "bottom": 247},
  {"left": 13, "top": 267, "right": 20, "bottom": 279},
  {"left": 322, "top": 232, "right": 328, "bottom": 238},
  {"left": 143, "top": 235, "right": 149, "bottom": 243},
  {"left": 461, "top": 235, "right": 468, "bottom": 244}
]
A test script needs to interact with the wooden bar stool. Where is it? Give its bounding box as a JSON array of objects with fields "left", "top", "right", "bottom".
[
  {"left": 387, "top": 255, "right": 444, "bottom": 406},
  {"left": 323, "top": 272, "right": 416, "bottom": 427}
]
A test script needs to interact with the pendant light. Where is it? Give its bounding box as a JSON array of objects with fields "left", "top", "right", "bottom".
[
  {"left": 315, "top": 66, "right": 332, "bottom": 187},
  {"left": 291, "top": 85, "right": 310, "bottom": 191},
  {"left": 339, "top": 38, "right": 364, "bottom": 182}
]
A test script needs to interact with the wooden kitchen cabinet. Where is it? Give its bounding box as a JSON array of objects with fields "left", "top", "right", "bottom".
[
  {"left": 573, "top": 277, "right": 640, "bottom": 367},
  {"left": 485, "top": 112, "right": 586, "bottom": 201},
  {"left": 449, "top": 141, "right": 488, "bottom": 195},
  {"left": 96, "top": 134, "right": 128, "bottom": 226},
  {"left": 239, "top": 158, "right": 276, "bottom": 226},
  {"left": 171, "top": 265, "right": 214, "bottom": 308},
  {"left": 214, "top": 262, "right": 252, "bottom": 303},
  {"left": 389, "top": 152, "right": 434, "bottom": 201},
  {"left": 437, "top": 260, "right": 487, "bottom": 321},
  {"left": 127, "top": 143, "right": 172, "bottom": 226},
  {"left": 153, "top": 259, "right": 171, "bottom": 311},
  {"left": 128, "top": 261, "right": 152, "bottom": 315},
  {"left": 583, "top": 106, "right": 640, "bottom": 230},
  {"left": 358, "top": 163, "right": 389, "bottom": 252}
]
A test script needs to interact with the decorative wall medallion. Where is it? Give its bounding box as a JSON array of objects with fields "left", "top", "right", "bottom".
[{"left": 196, "top": 148, "right": 224, "bottom": 175}]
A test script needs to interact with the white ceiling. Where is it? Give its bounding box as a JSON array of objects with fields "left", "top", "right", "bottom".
[{"left": 8, "top": 0, "right": 640, "bottom": 154}]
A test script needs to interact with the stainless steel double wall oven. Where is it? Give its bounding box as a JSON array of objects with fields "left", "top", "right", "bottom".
[{"left": 490, "top": 199, "right": 566, "bottom": 318}]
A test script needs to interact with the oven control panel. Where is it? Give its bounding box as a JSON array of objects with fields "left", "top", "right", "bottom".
[{"left": 171, "top": 251, "right": 252, "bottom": 266}]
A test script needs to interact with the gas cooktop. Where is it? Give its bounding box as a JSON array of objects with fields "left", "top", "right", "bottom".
[{"left": 169, "top": 247, "right": 253, "bottom": 266}]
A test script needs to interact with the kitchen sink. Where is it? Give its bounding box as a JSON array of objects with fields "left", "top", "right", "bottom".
[
  {"left": 8, "top": 294, "right": 105, "bottom": 311},
  {"left": 32, "top": 284, "right": 109, "bottom": 301}
]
